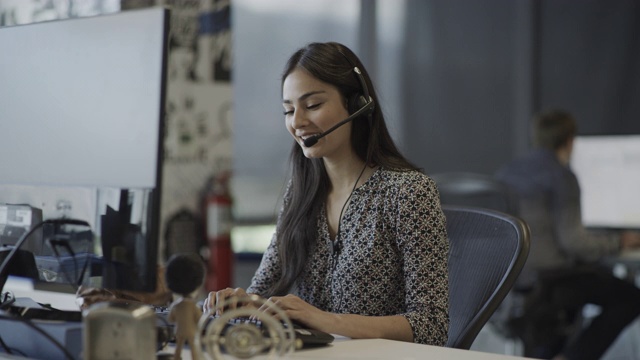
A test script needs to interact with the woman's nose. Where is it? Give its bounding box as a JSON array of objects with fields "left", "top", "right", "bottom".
[{"left": 290, "top": 110, "right": 309, "bottom": 129}]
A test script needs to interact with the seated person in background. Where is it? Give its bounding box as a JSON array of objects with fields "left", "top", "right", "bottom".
[
  {"left": 495, "top": 109, "right": 640, "bottom": 360},
  {"left": 203, "top": 42, "right": 450, "bottom": 346}
]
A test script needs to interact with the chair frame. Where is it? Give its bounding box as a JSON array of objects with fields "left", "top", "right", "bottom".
[{"left": 444, "top": 205, "right": 530, "bottom": 349}]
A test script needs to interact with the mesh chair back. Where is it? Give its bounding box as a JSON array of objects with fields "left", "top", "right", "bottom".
[
  {"left": 444, "top": 205, "right": 530, "bottom": 349},
  {"left": 432, "top": 172, "right": 519, "bottom": 215}
]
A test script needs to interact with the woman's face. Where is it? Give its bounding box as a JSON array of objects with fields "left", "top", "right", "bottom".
[{"left": 282, "top": 68, "right": 352, "bottom": 159}]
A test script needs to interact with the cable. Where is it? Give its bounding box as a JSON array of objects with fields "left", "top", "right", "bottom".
[
  {"left": 0, "top": 311, "right": 75, "bottom": 360},
  {"left": 330, "top": 162, "right": 369, "bottom": 312},
  {"left": 0, "top": 324, "right": 13, "bottom": 354},
  {"left": 0, "top": 218, "right": 89, "bottom": 293},
  {"left": 0, "top": 219, "right": 88, "bottom": 359},
  {"left": 47, "top": 236, "right": 91, "bottom": 293},
  {"left": 331, "top": 162, "right": 368, "bottom": 257}
]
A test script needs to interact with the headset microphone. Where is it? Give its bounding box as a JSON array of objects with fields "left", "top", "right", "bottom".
[
  {"left": 303, "top": 61, "right": 375, "bottom": 147},
  {"left": 303, "top": 100, "right": 374, "bottom": 147}
]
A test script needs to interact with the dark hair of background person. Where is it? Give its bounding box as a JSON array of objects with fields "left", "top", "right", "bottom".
[
  {"left": 266, "top": 42, "right": 419, "bottom": 297},
  {"left": 532, "top": 109, "right": 578, "bottom": 151}
]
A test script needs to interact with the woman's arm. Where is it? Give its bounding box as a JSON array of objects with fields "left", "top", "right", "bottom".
[
  {"left": 262, "top": 294, "right": 413, "bottom": 341},
  {"left": 393, "top": 174, "right": 450, "bottom": 345}
]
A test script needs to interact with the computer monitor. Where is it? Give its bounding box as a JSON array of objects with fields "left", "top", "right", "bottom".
[
  {"left": 0, "top": 7, "right": 169, "bottom": 292},
  {"left": 571, "top": 135, "right": 640, "bottom": 229}
]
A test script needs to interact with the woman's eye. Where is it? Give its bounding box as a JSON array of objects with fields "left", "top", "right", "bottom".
[{"left": 283, "top": 102, "right": 321, "bottom": 115}]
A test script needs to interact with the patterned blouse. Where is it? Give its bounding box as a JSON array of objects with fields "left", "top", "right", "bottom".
[{"left": 247, "top": 167, "right": 449, "bottom": 346}]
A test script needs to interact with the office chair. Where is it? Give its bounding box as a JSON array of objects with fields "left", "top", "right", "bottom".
[
  {"left": 444, "top": 205, "right": 530, "bottom": 350},
  {"left": 433, "top": 172, "right": 527, "bottom": 349},
  {"left": 431, "top": 172, "right": 519, "bottom": 215}
]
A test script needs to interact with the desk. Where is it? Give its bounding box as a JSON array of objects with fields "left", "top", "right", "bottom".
[
  {"left": 3, "top": 280, "right": 532, "bottom": 360},
  {"left": 170, "top": 338, "right": 533, "bottom": 359},
  {"left": 3, "top": 276, "right": 80, "bottom": 311}
]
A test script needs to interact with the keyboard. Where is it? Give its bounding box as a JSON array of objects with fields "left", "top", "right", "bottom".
[{"left": 155, "top": 309, "right": 334, "bottom": 350}]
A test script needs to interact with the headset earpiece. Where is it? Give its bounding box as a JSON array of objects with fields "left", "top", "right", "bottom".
[
  {"left": 336, "top": 45, "right": 375, "bottom": 118},
  {"left": 348, "top": 93, "right": 369, "bottom": 115}
]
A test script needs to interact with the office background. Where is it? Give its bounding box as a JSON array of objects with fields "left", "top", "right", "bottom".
[
  {"left": 1, "top": 0, "right": 640, "bottom": 357},
  {"left": 0, "top": 0, "right": 233, "bottom": 260},
  {"left": 232, "top": 0, "right": 640, "bottom": 224},
  {"left": 2, "top": 0, "right": 638, "bottom": 234}
]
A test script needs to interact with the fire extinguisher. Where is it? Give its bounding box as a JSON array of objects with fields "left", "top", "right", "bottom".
[{"left": 205, "top": 171, "right": 233, "bottom": 291}]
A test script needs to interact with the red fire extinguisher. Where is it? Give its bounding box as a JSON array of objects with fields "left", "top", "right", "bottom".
[{"left": 205, "top": 171, "right": 233, "bottom": 291}]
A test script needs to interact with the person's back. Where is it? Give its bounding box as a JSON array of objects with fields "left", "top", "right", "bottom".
[
  {"left": 495, "top": 109, "right": 640, "bottom": 360},
  {"left": 496, "top": 148, "right": 581, "bottom": 289}
]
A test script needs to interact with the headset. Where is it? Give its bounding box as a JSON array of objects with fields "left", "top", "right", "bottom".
[
  {"left": 303, "top": 46, "right": 376, "bottom": 148},
  {"left": 336, "top": 46, "right": 375, "bottom": 118}
]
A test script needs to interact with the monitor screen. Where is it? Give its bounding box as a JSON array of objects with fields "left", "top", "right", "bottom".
[
  {"left": 571, "top": 135, "right": 640, "bottom": 229},
  {"left": 0, "top": 8, "right": 169, "bottom": 292}
]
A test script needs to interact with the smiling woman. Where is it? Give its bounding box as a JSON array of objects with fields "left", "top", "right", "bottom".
[{"left": 204, "top": 42, "right": 450, "bottom": 346}]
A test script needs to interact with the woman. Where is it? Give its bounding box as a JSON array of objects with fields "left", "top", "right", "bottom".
[{"left": 204, "top": 42, "right": 449, "bottom": 346}]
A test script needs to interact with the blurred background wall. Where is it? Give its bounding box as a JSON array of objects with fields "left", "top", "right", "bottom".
[{"left": 232, "top": 0, "right": 640, "bottom": 225}]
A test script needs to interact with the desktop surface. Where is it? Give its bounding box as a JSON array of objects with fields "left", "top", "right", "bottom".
[
  {"left": 4, "top": 276, "right": 79, "bottom": 311},
  {"left": 169, "top": 338, "right": 534, "bottom": 360}
]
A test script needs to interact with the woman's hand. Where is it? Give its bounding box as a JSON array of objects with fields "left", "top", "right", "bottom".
[
  {"left": 258, "top": 294, "right": 330, "bottom": 330},
  {"left": 203, "top": 287, "right": 258, "bottom": 315},
  {"left": 204, "top": 292, "right": 412, "bottom": 341}
]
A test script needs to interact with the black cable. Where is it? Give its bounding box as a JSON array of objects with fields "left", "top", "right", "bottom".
[
  {"left": 0, "top": 333, "right": 26, "bottom": 357},
  {"left": 0, "top": 218, "right": 89, "bottom": 293},
  {"left": 332, "top": 162, "right": 368, "bottom": 257},
  {"left": 0, "top": 219, "right": 88, "bottom": 360},
  {"left": 47, "top": 236, "right": 90, "bottom": 292},
  {"left": 0, "top": 312, "right": 75, "bottom": 360},
  {"left": 331, "top": 162, "right": 369, "bottom": 312},
  {"left": 48, "top": 236, "right": 74, "bottom": 285},
  {"left": 4, "top": 346, "right": 26, "bottom": 357}
]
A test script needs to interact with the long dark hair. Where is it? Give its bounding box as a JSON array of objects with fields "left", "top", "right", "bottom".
[{"left": 266, "top": 42, "right": 418, "bottom": 297}]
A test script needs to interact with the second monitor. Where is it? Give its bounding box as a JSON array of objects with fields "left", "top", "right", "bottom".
[{"left": 571, "top": 134, "right": 640, "bottom": 229}]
